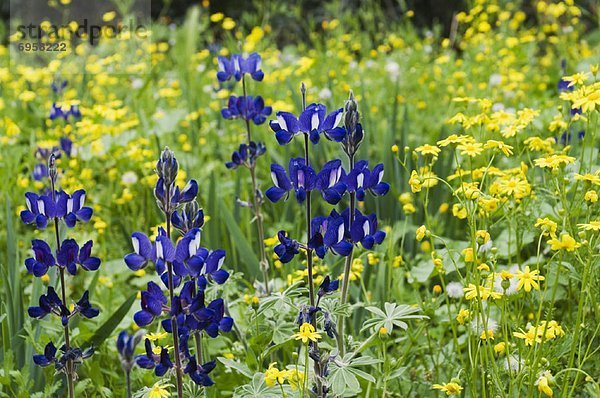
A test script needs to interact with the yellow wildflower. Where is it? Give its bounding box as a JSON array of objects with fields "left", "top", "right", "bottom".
[
  {"left": 535, "top": 218, "right": 558, "bottom": 237},
  {"left": 536, "top": 371, "right": 554, "bottom": 397},
  {"left": 456, "top": 309, "right": 470, "bottom": 325},
  {"left": 547, "top": 234, "right": 581, "bottom": 251},
  {"left": 415, "top": 144, "right": 441, "bottom": 157},
  {"left": 516, "top": 266, "right": 545, "bottom": 292},
  {"left": 293, "top": 323, "right": 321, "bottom": 344},
  {"left": 416, "top": 225, "right": 427, "bottom": 241},
  {"left": 432, "top": 381, "right": 463, "bottom": 396},
  {"left": 578, "top": 221, "right": 600, "bottom": 232},
  {"left": 264, "top": 363, "right": 287, "bottom": 387}
]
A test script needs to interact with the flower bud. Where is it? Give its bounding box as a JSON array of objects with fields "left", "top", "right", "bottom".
[
  {"left": 48, "top": 153, "right": 58, "bottom": 185},
  {"left": 156, "top": 147, "right": 178, "bottom": 187}
]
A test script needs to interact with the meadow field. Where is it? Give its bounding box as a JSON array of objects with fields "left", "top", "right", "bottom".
[{"left": 0, "top": 0, "right": 599, "bottom": 396}]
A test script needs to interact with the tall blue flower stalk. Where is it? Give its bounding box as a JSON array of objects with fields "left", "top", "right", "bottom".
[
  {"left": 21, "top": 154, "right": 101, "bottom": 398},
  {"left": 124, "top": 147, "right": 233, "bottom": 397},
  {"left": 218, "top": 53, "right": 271, "bottom": 294},
  {"left": 267, "top": 86, "right": 388, "bottom": 396}
]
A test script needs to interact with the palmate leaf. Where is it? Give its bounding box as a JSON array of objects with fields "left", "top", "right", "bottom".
[
  {"left": 329, "top": 354, "right": 381, "bottom": 396},
  {"left": 233, "top": 373, "right": 282, "bottom": 398},
  {"left": 361, "top": 302, "right": 428, "bottom": 333}
]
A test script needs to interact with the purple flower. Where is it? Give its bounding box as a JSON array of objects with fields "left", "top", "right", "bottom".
[
  {"left": 309, "top": 211, "right": 353, "bottom": 258},
  {"left": 136, "top": 339, "right": 173, "bottom": 376},
  {"left": 350, "top": 210, "right": 386, "bottom": 249},
  {"left": 25, "top": 239, "right": 55, "bottom": 277},
  {"left": 75, "top": 291, "right": 99, "bottom": 319},
  {"left": 273, "top": 230, "right": 300, "bottom": 263},
  {"left": 217, "top": 53, "right": 264, "bottom": 82},
  {"left": 345, "top": 161, "right": 389, "bottom": 201},
  {"left": 269, "top": 103, "right": 343, "bottom": 145},
  {"left": 266, "top": 158, "right": 316, "bottom": 203},
  {"left": 225, "top": 141, "right": 266, "bottom": 170},
  {"left": 185, "top": 357, "right": 216, "bottom": 386},
  {"left": 21, "top": 192, "right": 58, "bottom": 229},
  {"left": 171, "top": 201, "right": 205, "bottom": 234},
  {"left": 63, "top": 189, "right": 93, "bottom": 228},
  {"left": 134, "top": 282, "right": 167, "bottom": 327},
  {"left": 124, "top": 232, "right": 155, "bottom": 271},
  {"left": 33, "top": 342, "right": 57, "bottom": 367},
  {"left": 221, "top": 95, "right": 272, "bottom": 125},
  {"left": 28, "top": 286, "right": 69, "bottom": 324},
  {"left": 315, "top": 159, "right": 347, "bottom": 205},
  {"left": 318, "top": 275, "right": 340, "bottom": 297}
]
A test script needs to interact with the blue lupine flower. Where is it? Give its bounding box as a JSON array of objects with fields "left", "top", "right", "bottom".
[
  {"left": 117, "top": 330, "right": 144, "bottom": 368},
  {"left": 69, "top": 105, "right": 81, "bottom": 119},
  {"left": 25, "top": 239, "right": 55, "bottom": 277},
  {"left": 34, "top": 342, "right": 58, "bottom": 367},
  {"left": 350, "top": 211, "right": 386, "bottom": 249},
  {"left": 124, "top": 232, "right": 156, "bottom": 271},
  {"left": 55, "top": 346, "right": 94, "bottom": 372},
  {"left": 185, "top": 358, "right": 217, "bottom": 386},
  {"left": 136, "top": 339, "right": 173, "bottom": 376},
  {"left": 60, "top": 136, "right": 73, "bottom": 156},
  {"left": 49, "top": 103, "right": 68, "bottom": 120},
  {"left": 51, "top": 79, "right": 68, "bottom": 95},
  {"left": 221, "top": 96, "right": 272, "bottom": 125},
  {"left": 28, "top": 286, "right": 69, "bottom": 323},
  {"left": 317, "top": 276, "right": 340, "bottom": 297},
  {"left": 154, "top": 178, "right": 198, "bottom": 212},
  {"left": 309, "top": 211, "right": 353, "bottom": 258},
  {"left": 21, "top": 192, "right": 60, "bottom": 229},
  {"left": 345, "top": 161, "right": 390, "bottom": 201},
  {"left": 134, "top": 282, "right": 167, "bottom": 327},
  {"left": 217, "top": 53, "right": 264, "bottom": 82},
  {"left": 78, "top": 240, "right": 101, "bottom": 271},
  {"left": 64, "top": 189, "right": 93, "bottom": 227},
  {"left": 323, "top": 312, "right": 337, "bottom": 338},
  {"left": 202, "top": 250, "right": 230, "bottom": 284},
  {"left": 315, "top": 159, "right": 347, "bottom": 204},
  {"left": 193, "top": 298, "right": 234, "bottom": 338},
  {"left": 179, "top": 241, "right": 230, "bottom": 285},
  {"left": 171, "top": 201, "right": 205, "bottom": 233},
  {"left": 155, "top": 234, "right": 182, "bottom": 288},
  {"left": 55, "top": 239, "right": 100, "bottom": 275},
  {"left": 266, "top": 158, "right": 316, "bottom": 203},
  {"left": 75, "top": 291, "right": 99, "bottom": 319},
  {"left": 269, "top": 103, "right": 344, "bottom": 145},
  {"left": 57, "top": 239, "right": 80, "bottom": 275},
  {"left": 225, "top": 141, "right": 266, "bottom": 169},
  {"left": 155, "top": 347, "right": 174, "bottom": 377},
  {"left": 273, "top": 230, "right": 300, "bottom": 263},
  {"left": 32, "top": 163, "right": 48, "bottom": 181}
]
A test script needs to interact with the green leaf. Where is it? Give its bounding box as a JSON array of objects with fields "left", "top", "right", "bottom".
[
  {"left": 217, "top": 357, "right": 253, "bottom": 379},
  {"left": 85, "top": 292, "right": 136, "bottom": 349},
  {"left": 218, "top": 200, "right": 260, "bottom": 276}
]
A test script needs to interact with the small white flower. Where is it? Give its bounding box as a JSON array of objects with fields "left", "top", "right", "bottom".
[
  {"left": 131, "top": 78, "right": 143, "bottom": 89},
  {"left": 470, "top": 316, "right": 498, "bottom": 334},
  {"left": 122, "top": 171, "right": 138, "bottom": 185},
  {"left": 492, "top": 102, "right": 505, "bottom": 112},
  {"left": 318, "top": 88, "right": 332, "bottom": 101},
  {"left": 385, "top": 61, "right": 400, "bottom": 79},
  {"left": 446, "top": 282, "right": 464, "bottom": 298},
  {"left": 489, "top": 73, "right": 502, "bottom": 86},
  {"left": 504, "top": 354, "right": 524, "bottom": 372}
]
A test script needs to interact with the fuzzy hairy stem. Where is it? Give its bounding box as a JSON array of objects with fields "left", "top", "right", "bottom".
[
  {"left": 165, "top": 188, "right": 184, "bottom": 398},
  {"left": 51, "top": 180, "right": 74, "bottom": 398},
  {"left": 337, "top": 154, "right": 355, "bottom": 357},
  {"left": 242, "top": 75, "right": 270, "bottom": 295}
]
